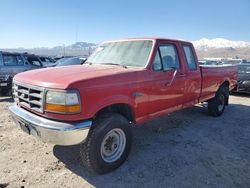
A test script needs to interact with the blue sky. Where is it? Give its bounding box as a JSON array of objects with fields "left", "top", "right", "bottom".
[{"left": 0, "top": 0, "right": 249, "bottom": 48}]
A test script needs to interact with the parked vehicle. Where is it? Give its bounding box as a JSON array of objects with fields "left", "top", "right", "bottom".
[
  {"left": 0, "top": 52, "right": 43, "bottom": 95},
  {"left": 53, "top": 56, "right": 73, "bottom": 62},
  {"left": 198, "top": 60, "right": 206, "bottom": 65},
  {"left": 199, "top": 60, "right": 223, "bottom": 66},
  {"left": 232, "top": 63, "right": 250, "bottom": 93},
  {"left": 53, "top": 57, "right": 62, "bottom": 61},
  {"left": 222, "top": 59, "right": 243, "bottom": 65},
  {"left": 44, "top": 56, "right": 87, "bottom": 67},
  {"left": 23, "top": 53, "right": 44, "bottom": 67},
  {"left": 9, "top": 38, "right": 237, "bottom": 174},
  {"left": 38, "top": 56, "right": 56, "bottom": 66}
]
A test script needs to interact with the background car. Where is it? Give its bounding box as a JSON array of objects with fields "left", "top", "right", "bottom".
[
  {"left": 233, "top": 63, "right": 250, "bottom": 93},
  {"left": 23, "top": 53, "right": 43, "bottom": 67},
  {"left": 199, "top": 60, "right": 223, "bottom": 66},
  {"left": 39, "top": 56, "right": 56, "bottom": 66},
  {"left": 45, "top": 56, "right": 87, "bottom": 67},
  {"left": 0, "top": 52, "right": 43, "bottom": 95}
]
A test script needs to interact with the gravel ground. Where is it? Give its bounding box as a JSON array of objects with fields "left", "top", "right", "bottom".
[{"left": 0, "top": 94, "right": 250, "bottom": 188}]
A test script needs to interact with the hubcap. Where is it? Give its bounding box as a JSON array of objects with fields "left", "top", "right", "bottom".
[
  {"left": 218, "top": 94, "right": 225, "bottom": 112},
  {"left": 100, "top": 128, "right": 126, "bottom": 163}
]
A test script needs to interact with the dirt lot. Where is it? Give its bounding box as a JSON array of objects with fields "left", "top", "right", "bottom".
[{"left": 0, "top": 94, "right": 250, "bottom": 188}]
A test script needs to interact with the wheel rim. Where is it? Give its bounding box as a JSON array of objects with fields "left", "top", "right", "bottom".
[
  {"left": 218, "top": 94, "right": 225, "bottom": 112},
  {"left": 100, "top": 128, "right": 126, "bottom": 163}
]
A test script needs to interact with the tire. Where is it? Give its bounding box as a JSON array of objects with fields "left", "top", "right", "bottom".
[
  {"left": 80, "top": 113, "right": 132, "bottom": 174},
  {"left": 208, "top": 86, "right": 228, "bottom": 116}
]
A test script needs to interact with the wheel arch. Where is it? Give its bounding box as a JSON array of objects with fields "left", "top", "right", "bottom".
[
  {"left": 220, "top": 80, "right": 230, "bottom": 105},
  {"left": 95, "top": 103, "right": 136, "bottom": 124},
  {"left": 220, "top": 80, "right": 230, "bottom": 88}
]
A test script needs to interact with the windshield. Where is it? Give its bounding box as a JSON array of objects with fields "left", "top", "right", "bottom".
[
  {"left": 239, "top": 65, "right": 250, "bottom": 74},
  {"left": 87, "top": 40, "right": 153, "bottom": 67}
]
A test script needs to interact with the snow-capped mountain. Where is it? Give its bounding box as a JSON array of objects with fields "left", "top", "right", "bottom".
[
  {"left": 192, "top": 38, "right": 250, "bottom": 50},
  {"left": 67, "top": 42, "right": 96, "bottom": 50}
]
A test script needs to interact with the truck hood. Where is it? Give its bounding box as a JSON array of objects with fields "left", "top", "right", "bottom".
[{"left": 14, "top": 64, "right": 138, "bottom": 89}]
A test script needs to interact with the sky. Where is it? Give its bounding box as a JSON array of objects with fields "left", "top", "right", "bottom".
[{"left": 0, "top": 0, "right": 249, "bottom": 48}]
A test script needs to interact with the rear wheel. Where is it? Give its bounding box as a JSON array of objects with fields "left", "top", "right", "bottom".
[
  {"left": 208, "top": 86, "right": 228, "bottom": 116},
  {"left": 80, "top": 113, "right": 132, "bottom": 174}
]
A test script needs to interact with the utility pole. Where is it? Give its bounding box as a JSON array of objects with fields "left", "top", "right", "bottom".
[{"left": 63, "top": 44, "right": 65, "bottom": 57}]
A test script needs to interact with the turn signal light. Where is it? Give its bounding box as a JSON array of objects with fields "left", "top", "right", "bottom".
[{"left": 45, "top": 103, "right": 81, "bottom": 114}]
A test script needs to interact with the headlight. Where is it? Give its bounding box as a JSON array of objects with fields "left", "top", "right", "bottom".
[{"left": 45, "top": 90, "right": 81, "bottom": 114}]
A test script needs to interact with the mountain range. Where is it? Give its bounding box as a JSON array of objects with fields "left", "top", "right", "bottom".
[
  {"left": 192, "top": 38, "right": 250, "bottom": 50},
  {"left": 192, "top": 38, "right": 250, "bottom": 60},
  {"left": 1, "top": 38, "right": 250, "bottom": 60}
]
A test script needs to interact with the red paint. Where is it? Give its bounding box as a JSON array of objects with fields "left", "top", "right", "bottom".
[{"left": 13, "top": 38, "right": 238, "bottom": 124}]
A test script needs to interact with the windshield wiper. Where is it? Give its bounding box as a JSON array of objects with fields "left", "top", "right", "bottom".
[{"left": 102, "top": 63, "right": 127, "bottom": 68}]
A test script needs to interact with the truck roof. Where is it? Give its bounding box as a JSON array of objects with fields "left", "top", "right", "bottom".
[
  {"left": 105, "top": 37, "right": 192, "bottom": 44},
  {"left": 130, "top": 37, "right": 190, "bottom": 42}
]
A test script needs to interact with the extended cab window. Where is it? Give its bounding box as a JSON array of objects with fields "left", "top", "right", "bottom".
[
  {"left": 183, "top": 45, "right": 197, "bottom": 70},
  {"left": 153, "top": 44, "right": 180, "bottom": 71},
  {"left": 3, "top": 54, "right": 24, "bottom": 66}
]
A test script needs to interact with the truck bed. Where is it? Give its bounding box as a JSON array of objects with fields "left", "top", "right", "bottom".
[{"left": 199, "top": 65, "right": 238, "bottom": 102}]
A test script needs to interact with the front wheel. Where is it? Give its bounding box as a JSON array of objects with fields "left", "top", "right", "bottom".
[
  {"left": 80, "top": 113, "right": 132, "bottom": 174},
  {"left": 208, "top": 86, "right": 228, "bottom": 116}
]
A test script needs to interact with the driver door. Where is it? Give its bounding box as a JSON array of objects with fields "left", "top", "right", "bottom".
[{"left": 148, "top": 42, "right": 186, "bottom": 117}]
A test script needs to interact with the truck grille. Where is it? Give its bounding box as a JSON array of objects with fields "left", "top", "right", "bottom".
[{"left": 13, "top": 81, "right": 45, "bottom": 113}]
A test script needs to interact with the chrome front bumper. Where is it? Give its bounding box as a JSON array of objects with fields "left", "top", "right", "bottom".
[{"left": 9, "top": 105, "right": 92, "bottom": 146}]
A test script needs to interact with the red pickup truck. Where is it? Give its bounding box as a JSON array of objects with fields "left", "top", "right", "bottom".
[{"left": 9, "top": 38, "right": 237, "bottom": 174}]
